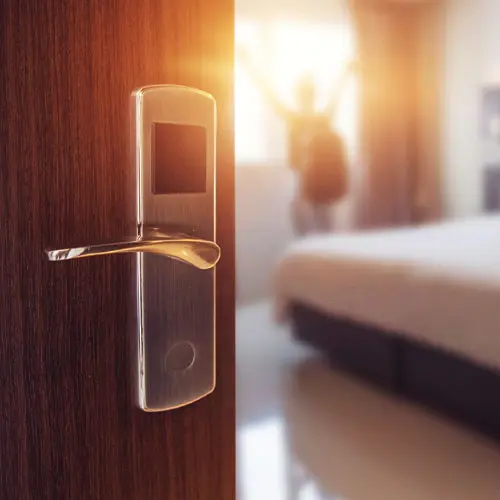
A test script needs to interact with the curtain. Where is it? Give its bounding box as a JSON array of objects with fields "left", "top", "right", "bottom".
[{"left": 350, "top": 0, "right": 443, "bottom": 228}]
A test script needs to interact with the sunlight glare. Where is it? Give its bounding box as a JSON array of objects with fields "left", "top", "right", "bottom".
[
  {"left": 235, "top": 19, "right": 356, "bottom": 164},
  {"left": 270, "top": 22, "right": 353, "bottom": 110}
]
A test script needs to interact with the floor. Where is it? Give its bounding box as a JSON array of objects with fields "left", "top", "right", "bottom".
[{"left": 236, "top": 301, "right": 500, "bottom": 500}]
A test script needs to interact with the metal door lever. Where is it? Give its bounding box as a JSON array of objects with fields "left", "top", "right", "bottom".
[{"left": 45, "top": 226, "right": 221, "bottom": 270}]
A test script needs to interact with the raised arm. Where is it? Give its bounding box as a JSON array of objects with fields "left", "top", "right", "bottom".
[
  {"left": 237, "top": 45, "right": 291, "bottom": 120},
  {"left": 324, "top": 59, "right": 358, "bottom": 118}
]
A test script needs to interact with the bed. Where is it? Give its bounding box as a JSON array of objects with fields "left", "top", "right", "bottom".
[{"left": 275, "top": 215, "right": 500, "bottom": 440}]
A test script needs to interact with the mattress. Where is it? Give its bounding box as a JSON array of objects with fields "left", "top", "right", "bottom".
[{"left": 275, "top": 215, "right": 500, "bottom": 371}]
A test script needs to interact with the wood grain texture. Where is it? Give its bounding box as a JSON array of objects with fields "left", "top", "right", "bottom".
[{"left": 0, "top": 1, "right": 235, "bottom": 499}]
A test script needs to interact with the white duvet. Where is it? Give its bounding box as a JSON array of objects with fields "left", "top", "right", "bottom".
[{"left": 275, "top": 215, "right": 500, "bottom": 371}]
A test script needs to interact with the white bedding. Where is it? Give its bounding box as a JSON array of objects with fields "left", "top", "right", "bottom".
[{"left": 275, "top": 215, "right": 500, "bottom": 371}]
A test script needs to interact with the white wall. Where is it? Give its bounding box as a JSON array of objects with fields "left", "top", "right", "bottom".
[
  {"left": 442, "top": 0, "right": 500, "bottom": 218},
  {"left": 480, "top": 0, "right": 500, "bottom": 85},
  {"left": 236, "top": 166, "right": 295, "bottom": 303}
]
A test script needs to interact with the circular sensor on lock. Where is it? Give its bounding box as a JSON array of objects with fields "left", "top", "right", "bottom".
[{"left": 165, "top": 342, "right": 196, "bottom": 372}]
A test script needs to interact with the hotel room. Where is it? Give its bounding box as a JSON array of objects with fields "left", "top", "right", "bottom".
[{"left": 236, "top": 0, "right": 500, "bottom": 498}]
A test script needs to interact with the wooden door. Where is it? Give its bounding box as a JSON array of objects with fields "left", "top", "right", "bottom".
[{"left": 0, "top": 1, "right": 235, "bottom": 499}]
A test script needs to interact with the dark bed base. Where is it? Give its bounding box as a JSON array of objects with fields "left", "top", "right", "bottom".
[{"left": 291, "top": 303, "right": 500, "bottom": 442}]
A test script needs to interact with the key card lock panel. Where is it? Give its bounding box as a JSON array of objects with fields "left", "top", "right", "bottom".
[{"left": 134, "top": 85, "right": 217, "bottom": 412}]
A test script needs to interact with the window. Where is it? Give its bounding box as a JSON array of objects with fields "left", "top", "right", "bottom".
[{"left": 235, "top": 20, "right": 357, "bottom": 166}]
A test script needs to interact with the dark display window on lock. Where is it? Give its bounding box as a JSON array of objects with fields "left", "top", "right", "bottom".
[{"left": 152, "top": 123, "right": 207, "bottom": 194}]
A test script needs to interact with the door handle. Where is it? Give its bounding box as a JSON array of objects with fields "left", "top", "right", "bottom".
[{"left": 46, "top": 225, "right": 221, "bottom": 270}]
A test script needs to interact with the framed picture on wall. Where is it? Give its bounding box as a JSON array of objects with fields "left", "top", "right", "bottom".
[
  {"left": 482, "top": 86, "right": 500, "bottom": 142},
  {"left": 481, "top": 86, "right": 500, "bottom": 212},
  {"left": 484, "top": 164, "right": 500, "bottom": 212}
]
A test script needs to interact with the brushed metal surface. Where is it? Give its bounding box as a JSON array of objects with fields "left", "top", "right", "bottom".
[{"left": 132, "top": 86, "right": 217, "bottom": 411}]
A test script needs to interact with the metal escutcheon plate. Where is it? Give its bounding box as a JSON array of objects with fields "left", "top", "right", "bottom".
[{"left": 132, "top": 85, "right": 217, "bottom": 412}]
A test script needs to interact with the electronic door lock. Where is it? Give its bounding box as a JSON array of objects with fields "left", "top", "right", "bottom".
[{"left": 46, "top": 85, "right": 219, "bottom": 412}]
